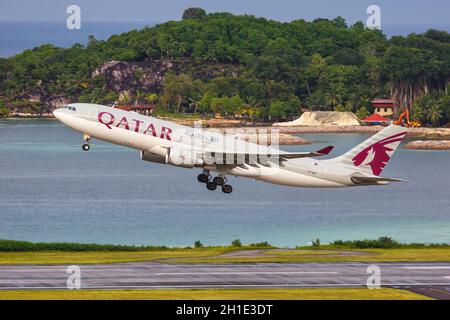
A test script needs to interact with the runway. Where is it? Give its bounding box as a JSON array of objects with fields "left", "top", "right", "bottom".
[{"left": 1, "top": 262, "right": 450, "bottom": 299}]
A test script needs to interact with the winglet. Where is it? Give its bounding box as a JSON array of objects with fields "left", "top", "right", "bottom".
[{"left": 316, "top": 146, "right": 334, "bottom": 155}]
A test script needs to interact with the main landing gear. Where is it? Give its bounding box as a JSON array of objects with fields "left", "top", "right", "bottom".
[
  {"left": 197, "top": 171, "right": 233, "bottom": 194},
  {"left": 82, "top": 134, "right": 91, "bottom": 151}
]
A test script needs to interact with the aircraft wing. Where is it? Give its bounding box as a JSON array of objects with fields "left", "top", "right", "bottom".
[{"left": 203, "top": 146, "right": 333, "bottom": 164}]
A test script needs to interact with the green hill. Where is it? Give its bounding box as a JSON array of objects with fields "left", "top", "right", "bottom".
[{"left": 0, "top": 7, "right": 449, "bottom": 125}]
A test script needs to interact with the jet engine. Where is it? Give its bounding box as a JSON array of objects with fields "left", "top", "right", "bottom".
[
  {"left": 140, "top": 150, "right": 166, "bottom": 164},
  {"left": 166, "top": 147, "right": 203, "bottom": 168}
]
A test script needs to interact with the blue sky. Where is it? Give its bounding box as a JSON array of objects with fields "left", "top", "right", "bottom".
[{"left": 0, "top": 0, "right": 449, "bottom": 26}]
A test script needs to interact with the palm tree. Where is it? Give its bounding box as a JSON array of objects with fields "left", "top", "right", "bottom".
[
  {"left": 188, "top": 94, "right": 201, "bottom": 114},
  {"left": 325, "top": 83, "right": 344, "bottom": 110},
  {"left": 426, "top": 104, "right": 443, "bottom": 127},
  {"left": 411, "top": 103, "right": 424, "bottom": 123}
]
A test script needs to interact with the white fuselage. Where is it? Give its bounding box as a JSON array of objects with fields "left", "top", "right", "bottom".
[{"left": 53, "top": 103, "right": 371, "bottom": 188}]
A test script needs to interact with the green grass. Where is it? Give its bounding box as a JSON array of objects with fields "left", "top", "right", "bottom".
[
  {"left": 0, "top": 238, "right": 449, "bottom": 265},
  {"left": 172, "top": 248, "right": 450, "bottom": 264},
  {"left": 0, "top": 248, "right": 231, "bottom": 265},
  {"left": 0, "top": 288, "right": 430, "bottom": 300},
  {"left": 1, "top": 247, "right": 450, "bottom": 265}
]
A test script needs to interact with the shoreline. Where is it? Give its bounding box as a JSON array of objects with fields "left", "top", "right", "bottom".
[
  {"left": 3, "top": 117, "right": 450, "bottom": 148},
  {"left": 403, "top": 140, "right": 450, "bottom": 150},
  {"left": 4, "top": 116, "right": 450, "bottom": 136}
]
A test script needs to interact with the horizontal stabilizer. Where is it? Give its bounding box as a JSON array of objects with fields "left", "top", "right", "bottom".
[
  {"left": 351, "top": 175, "right": 405, "bottom": 184},
  {"left": 315, "top": 146, "right": 334, "bottom": 156}
]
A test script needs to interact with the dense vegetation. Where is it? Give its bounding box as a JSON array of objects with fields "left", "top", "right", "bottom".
[
  {"left": 0, "top": 239, "right": 272, "bottom": 252},
  {"left": 1, "top": 8, "right": 450, "bottom": 125},
  {"left": 0, "top": 239, "right": 168, "bottom": 251},
  {"left": 1, "top": 237, "right": 448, "bottom": 252},
  {"left": 329, "top": 237, "right": 450, "bottom": 249}
]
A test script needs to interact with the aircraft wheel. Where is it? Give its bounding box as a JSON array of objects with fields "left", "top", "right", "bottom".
[
  {"left": 82, "top": 143, "right": 90, "bottom": 151},
  {"left": 222, "top": 184, "right": 233, "bottom": 194},
  {"left": 197, "top": 173, "right": 209, "bottom": 183},
  {"left": 213, "top": 176, "right": 224, "bottom": 186},
  {"left": 206, "top": 181, "right": 217, "bottom": 191}
]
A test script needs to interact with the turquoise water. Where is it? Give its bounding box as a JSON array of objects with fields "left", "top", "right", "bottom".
[{"left": 0, "top": 120, "right": 449, "bottom": 246}]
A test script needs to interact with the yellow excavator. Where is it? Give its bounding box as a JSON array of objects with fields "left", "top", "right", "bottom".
[{"left": 393, "top": 106, "right": 421, "bottom": 127}]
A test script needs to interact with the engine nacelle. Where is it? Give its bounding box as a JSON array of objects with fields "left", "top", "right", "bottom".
[
  {"left": 224, "top": 164, "right": 262, "bottom": 178},
  {"left": 166, "top": 147, "right": 203, "bottom": 168},
  {"left": 140, "top": 151, "right": 166, "bottom": 164}
]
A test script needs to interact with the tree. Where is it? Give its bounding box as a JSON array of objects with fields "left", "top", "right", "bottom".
[
  {"left": 305, "top": 91, "right": 328, "bottom": 110},
  {"left": 162, "top": 73, "right": 194, "bottom": 113},
  {"left": 0, "top": 100, "right": 9, "bottom": 117},
  {"left": 87, "top": 35, "right": 98, "bottom": 47},
  {"left": 145, "top": 93, "right": 158, "bottom": 104},
  {"left": 188, "top": 94, "right": 201, "bottom": 114},
  {"left": 268, "top": 96, "right": 300, "bottom": 120},
  {"left": 198, "top": 92, "right": 215, "bottom": 114},
  {"left": 355, "top": 106, "right": 370, "bottom": 119},
  {"left": 182, "top": 7, "right": 206, "bottom": 20},
  {"left": 382, "top": 45, "right": 443, "bottom": 113},
  {"left": 413, "top": 93, "right": 449, "bottom": 126},
  {"left": 194, "top": 240, "right": 203, "bottom": 248},
  {"left": 231, "top": 239, "right": 242, "bottom": 247},
  {"left": 335, "top": 103, "right": 353, "bottom": 112},
  {"left": 426, "top": 104, "right": 443, "bottom": 126}
]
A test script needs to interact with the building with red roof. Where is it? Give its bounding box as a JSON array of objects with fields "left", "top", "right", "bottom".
[
  {"left": 371, "top": 98, "right": 395, "bottom": 117},
  {"left": 115, "top": 104, "right": 156, "bottom": 116},
  {"left": 362, "top": 113, "right": 392, "bottom": 126}
]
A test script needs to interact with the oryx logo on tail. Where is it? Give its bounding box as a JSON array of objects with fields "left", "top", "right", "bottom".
[{"left": 352, "top": 131, "right": 407, "bottom": 176}]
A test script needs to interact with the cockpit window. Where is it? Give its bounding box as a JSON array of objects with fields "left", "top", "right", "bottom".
[{"left": 67, "top": 106, "right": 77, "bottom": 111}]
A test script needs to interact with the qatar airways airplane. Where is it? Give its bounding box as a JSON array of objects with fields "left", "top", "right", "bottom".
[{"left": 53, "top": 103, "right": 407, "bottom": 193}]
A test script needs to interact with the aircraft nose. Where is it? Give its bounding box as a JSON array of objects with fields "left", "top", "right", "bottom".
[{"left": 52, "top": 108, "right": 63, "bottom": 119}]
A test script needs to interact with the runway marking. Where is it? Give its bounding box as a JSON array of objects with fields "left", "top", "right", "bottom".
[
  {"left": 401, "top": 266, "right": 450, "bottom": 270},
  {"left": 2, "top": 282, "right": 450, "bottom": 290},
  {"left": 0, "top": 270, "right": 338, "bottom": 275},
  {"left": 152, "top": 271, "right": 339, "bottom": 275}
]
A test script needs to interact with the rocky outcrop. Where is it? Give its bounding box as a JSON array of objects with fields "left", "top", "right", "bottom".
[
  {"left": 48, "top": 96, "right": 71, "bottom": 109},
  {"left": 90, "top": 59, "right": 241, "bottom": 102},
  {"left": 6, "top": 58, "right": 243, "bottom": 114},
  {"left": 403, "top": 140, "right": 450, "bottom": 150},
  {"left": 91, "top": 60, "right": 175, "bottom": 94},
  {"left": 273, "top": 111, "right": 362, "bottom": 126}
]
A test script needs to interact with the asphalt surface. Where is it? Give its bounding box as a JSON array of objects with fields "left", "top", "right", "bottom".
[{"left": 1, "top": 262, "right": 450, "bottom": 299}]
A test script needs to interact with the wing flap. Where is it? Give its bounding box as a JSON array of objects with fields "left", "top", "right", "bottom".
[{"left": 204, "top": 146, "right": 334, "bottom": 164}]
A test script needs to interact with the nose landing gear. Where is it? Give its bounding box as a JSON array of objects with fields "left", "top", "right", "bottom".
[
  {"left": 197, "top": 171, "right": 233, "bottom": 193},
  {"left": 82, "top": 134, "right": 91, "bottom": 151}
]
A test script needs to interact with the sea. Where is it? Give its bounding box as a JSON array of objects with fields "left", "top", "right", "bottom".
[{"left": 0, "top": 119, "right": 449, "bottom": 247}]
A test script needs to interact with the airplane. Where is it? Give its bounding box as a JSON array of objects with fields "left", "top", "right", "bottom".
[{"left": 53, "top": 103, "right": 407, "bottom": 194}]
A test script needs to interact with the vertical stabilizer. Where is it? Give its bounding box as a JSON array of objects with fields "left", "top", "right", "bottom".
[{"left": 330, "top": 125, "right": 407, "bottom": 176}]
